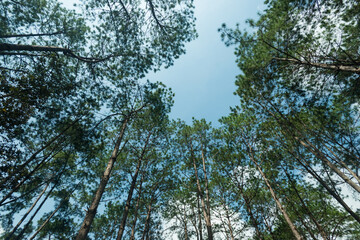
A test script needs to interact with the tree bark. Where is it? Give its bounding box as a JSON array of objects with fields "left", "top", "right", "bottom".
[
  {"left": 6, "top": 183, "right": 49, "bottom": 240},
  {"left": 190, "top": 205, "right": 200, "bottom": 240},
  {"left": 141, "top": 201, "right": 153, "bottom": 240},
  {"left": 261, "top": 211, "right": 275, "bottom": 240},
  {"left": 116, "top": 131, "right": 152, "bottom": 240},
  {"left": 75, "top": 118, "right": 128, "bottom": 240},
  {"left": 196, "top": 192, "right": 204, "bottom": 240},
  {"left": 296, "top": 137, "right": 360, "bottom": 193},
  {"left": 249, "top": 154, "right": 304, "bottom": 240},
  {"left": 13, "top": 181, "right": 58, "bottom": 240},
  {"left": 183, "top": 205, "right": 189, "bottom": 240},
  {"left": 190, "top": 143, "right": 213, "bottom": 240},
  {"left": 292, "top": 152, "right": 360, "bottom": 224},
  {"left": 129, "top": 175, "right": 145, "bottom": 240},
  {"left": 273, "top": 57, "right": 360, "bottom": 73},
  {"left": 232, "top": 170, "right": 263, "bottom": 240},
  {"left": 282, "top": 166, "right": 329, "bottom": 240},
  {"left": 200, "top": 144, "right": 214, "bottom": 239},
  {"left": 222, "top": 200, "right": 235, "bottom": 240},
  {"left": 29, "top": 199, "right": 64, "bottom": 240}
]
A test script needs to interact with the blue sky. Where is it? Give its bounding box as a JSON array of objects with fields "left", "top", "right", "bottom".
[
  {"left": 147, "top": 0, "right": 265, "bottom": 124},
  {"left": 62, "top": 0, "right": 265, "bottom": 124}
]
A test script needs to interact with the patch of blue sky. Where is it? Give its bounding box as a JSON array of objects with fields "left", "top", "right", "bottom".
[{"left": 145, "top": 0, "right": 265, "bottom": 125}]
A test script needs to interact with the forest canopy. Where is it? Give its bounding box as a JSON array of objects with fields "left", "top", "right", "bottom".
[{"left": 1, "top": 0, "right": 360, "bottom": 239}]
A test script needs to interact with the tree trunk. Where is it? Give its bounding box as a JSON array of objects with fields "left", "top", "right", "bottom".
[
  {"left": 232, "top": 171, "right": 263, "bottom": 240},
  {"left": 6, "top": 183, "right": 49, "bottom": 240},
  {"left": 183, "top": 205, "right": 189, "bottom": 240},
  {"left": 249, "top": 154, "right": 304, "bottom": 240},
  {"left": 200, "top": 145, "right": 214, "bottom": 239},
  {"left": 116, "top": 131, "right": 152, "bottom": 240},
  {"left": 196, "top": 192, "right": 203, "bottom": 240},
  {"left": 322, "top": 144, "right": 360, "bottom": 185},
  {"left": 75, "top": 118, "right": 128, "bottom": 240},
  {"left": 129, "top": 175, "right": 145, "bottom": 240},
  {"left": 190, "top": 206, "right": 199, "bottom": 240},
  {"left": 282, "top": 166, "right": 329, "bottom": 240},
  {"left": 190, "top": 143, "right": 213, "bottom": 240},
  {"left": 296, "top": 137, "right": 360, "bottom": 194},
  {"left": 261, "top": 211, "right": 275, "bottom": 240},
  {"left": 292, "top": 152, "right": 360, "bottom": 224},
  {"left": 141, "top": 201, "right": 153, "bottom": 240},
  {"left": 223, "top": 202, "right": 235, "bottom": 240},
  {"left": 29, "top": 199, "right": 64, "bottom": 240},
  {"left": 14, "top": 181, "right": 58, "bottom": 240}
]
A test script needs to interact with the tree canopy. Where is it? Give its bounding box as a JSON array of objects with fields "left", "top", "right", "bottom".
[{"left": 1, "top": 0, "right": 360, "bottom": 239}]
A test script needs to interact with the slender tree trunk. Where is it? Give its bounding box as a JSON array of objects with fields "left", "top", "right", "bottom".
[
  {"left": 292, "top": 152, "right": 360, "bottom": 224},
  {"left": 13, "top": 182, "right": 58, "bottom": 240},
  {"left": 192, "top": 163, "right": 213, "bottom": 239},
  {"left": 323, "top": 144, "right": 360, "bottom": 185},
  {"left": 116, "top": 131, "right": 152, "bottom": 240},
  {"left": 296, "top": 137, "right": 360, "bottom": 193},
  {"left": 249, "top": 154, "right": 304, "bottom": 240},
  {"left": 257, "top": 97, "right": 360, "bottom": 193},
  {"left": 190, "top": 206, "right": 199, "bottom": 240},
  {"left": 141, "top": 201, "right": 153, "bottom": 240},
  {"left": 262, "top": 100, "right": 360, "bottom": 224},
  {"left": 29, "top": 199, "right": 64, "bottom": 240},
  {"left": 75, "top": 118, "right": 128, "bottom": 240},
  {"left": 242, "top": 192, "right": 263, "bottom": 240},
  {"left": 196, "top": 192, "right": 203, "bottom": 240},
  {"left": 261, "top": 212, "right": 275, "bottom": 240},
  {"left": 129, "top": 174, "right": 145, "bottom": 240},
  {"left": 190, "top": 143, "right": 213, "bottom": 240},
  {"left": 200, "top": 145, "right": 214, "bottom": 239},
  {"left": 183, "top": 205, "right": 189, "bottom": 240},
  {"left": 6, "top": 183, "right": 49, "bottom": 240},
  {"left": 282, "top": 166, "right": 329, "bottom": 240},
  {"left": 0, "top": 118, "right": 80, "bottom": 190},
  {"left": 232, "top": 172, "right": 263, "bottom": 240},
  {"left": 223, "top": 202, "right": 235, "bottom": 240}
]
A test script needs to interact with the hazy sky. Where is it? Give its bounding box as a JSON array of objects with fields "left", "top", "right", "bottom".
[{"left": 61, "top": 0, "right": 265, "bottom": 124}]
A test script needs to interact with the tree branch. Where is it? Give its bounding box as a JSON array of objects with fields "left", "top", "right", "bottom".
[
  {"left": 0, "top": 43, "right": 112, "bottom": 63},
  {"left": 273, "top": 57, "right": 360, "bottom": 73},
  {"left": 146, "top": 0, "right": 166, "bottom": 33},
  {"left": 0, "top": 31, "right": 64, "bottom": 38},
  {"left": 119, "top": 0, "right": 131, "bottom": 20}
]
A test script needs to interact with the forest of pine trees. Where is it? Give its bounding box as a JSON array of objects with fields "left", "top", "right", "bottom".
[{"left": 1, "top": 0, "right": 360, "bottom": 239}]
